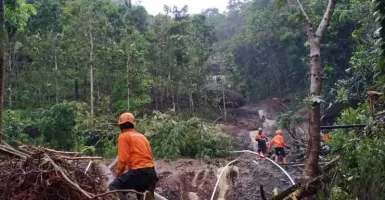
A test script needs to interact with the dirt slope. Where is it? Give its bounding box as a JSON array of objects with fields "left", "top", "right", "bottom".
[{"left": 155, "top": 98, "right": 304, "bottom": 200}]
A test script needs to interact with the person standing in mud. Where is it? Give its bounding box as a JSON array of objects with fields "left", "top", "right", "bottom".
[
  {"left": 255, "top": 127, "right": 268, "bottom": 159},
  {"left": 268, "top": 130, "right": 288, "bottom": 164},
  {"left": 109, "top": 112, "right": 158, "bottom": 200}
]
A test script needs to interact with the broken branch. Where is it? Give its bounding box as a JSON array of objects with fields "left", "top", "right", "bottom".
[
  {"left": 272, "top": 156, "right": 341, "bottom": 200},
  {"left": 92, "top": 189, "right": 144, "bottom": 199},
  {"left": 60, "top": 156, "right": 102, "bottom": 160},
  {"left": 44, "top": 153, "right": 93, "bottom": 199},
  {"left": 0, "top": 145, "right": 29, "bottom": 159},
  {"left": 108, "top": 156, "right": 118, "bottom": 170}
]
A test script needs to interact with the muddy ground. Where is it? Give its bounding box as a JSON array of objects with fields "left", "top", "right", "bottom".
[{"left": 154, "top": 98, "right": 305, "bottom": 200}]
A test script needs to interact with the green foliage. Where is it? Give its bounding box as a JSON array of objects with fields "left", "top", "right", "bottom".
[
  {"left": 2, "top": 110, "right": 31, "bottom": 145},
  {"left": 5, "top": 0, "right": 36, "bottom": 34},
  {"left": 136, "top": 111, "right": 232, "bottom": 160},
  {"left": 214, "top": 0, "right": 309, "bottom": 100},
  {"left": 5, "top": 0, "right": 219, "bottom": 115},
  {"left": 277, "top": 110, "right": 305, "bottom": 133},
  {"left": 322, "top": 186, "right": 350, "bottom": 200},
  {"left": 2, "top": 102, "right": 118, "bottom": 154},
  {"left": 36, "top": 101, "right": 78, "bottom": 150},
  {"left": 330, "top": 104, "right": 385, "bottom": 199},
  {"left": 3, "top": 105, "right": 231, "bottom": 159},
  {"left": 2, "top": 102, "right": 79, "bottom": 149}
]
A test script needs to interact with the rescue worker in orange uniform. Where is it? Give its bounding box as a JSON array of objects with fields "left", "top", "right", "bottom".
[
  {"left": 320, "top": 130, "right": 332, "bottom": 155},
  {"left": 268, "top": 130, "right": 288, "bottom": 164},
  {"left": 322, "top": 130, "right": 332, "bottom": 143},
  {"left": 255, "top": 128, "right": 268, "bottom": 159},
  {"left": 109, "top": 112, "right": 158, "bottom": 200}
]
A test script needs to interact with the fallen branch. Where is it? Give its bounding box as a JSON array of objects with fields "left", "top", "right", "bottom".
[
  {"left": 92, "top": 189, "right": 144, "bottom": 199},
  {"left": 19, "top": 145, "right": 83, "bottom": 156},
  {"left": 44, "top": 153, "right": 93, "bottom": 199},
  {"left": 85, "top": 161, "right": 93, "bottom": 174},
  {"left": 108, "top": 156, "right": 118, "bottom": 170},
  {"left": 272, "top": 156, "right": 341, "bottom": 200},
  {"left": 0, "top": 145, "right": 29, "bottom": 159},
  {"left": 281, "top": 162, "right": 327, "bottom": 167},
  {"left": 1, "top": 141, "right": 15, "bottom": 149},
  {"left": 60, "top": 156, "right": 102, "bottom": 160},
  {"left": 45, "top": 147, "right": 82, "bottom": 154},
  {"left": 321, "top": 156, "right": 340, "bottom": 172}
]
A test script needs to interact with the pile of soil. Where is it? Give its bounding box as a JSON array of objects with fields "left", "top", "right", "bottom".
[{"left": 155, "top": 159, "right": 226, "bottom": 200}]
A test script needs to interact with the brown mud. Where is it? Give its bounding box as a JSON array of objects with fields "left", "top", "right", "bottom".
[{"left": 154, "top": 98, "right": 305, "bottom": 200}]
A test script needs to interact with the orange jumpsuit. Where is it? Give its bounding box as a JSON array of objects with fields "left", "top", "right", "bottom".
[
  {"left": 116, "top": 129, "right": 155, "bottom": 176},
  {"left": 269, "top": 134, "right": 287, "bottom": 157},
  {"left": 323, "top": 133, "right": 332, "bottom": 143},
  {"left": 269, "top": 134, "right": 286, "bottom": 148}
]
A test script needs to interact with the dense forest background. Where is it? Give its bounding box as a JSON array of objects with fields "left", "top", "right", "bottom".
[
  {"left": 1, "top": 0, "right": 385, "bottom": 198},
  {"left": 2, "top": 0, "right": 384, "bottom": 158},
  {"left": 5, "top": 0, "right": 381, "bottom": 115}
]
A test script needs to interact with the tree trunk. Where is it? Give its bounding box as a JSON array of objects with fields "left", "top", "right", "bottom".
[
  {"left": 154, "top": 81, "right": 158, "bottom": 110},
  {"left": 189, "top": 87, "right": 194, "bottom": 115},
  {"left": 6, "top": 42, "right": 11, "bottom": 110},
  {"left": 14, "top": 53, "right": 18, "bottom": 107},
  {"left": 0, "top": 0, "right": 5, "bottom": 142},
  {"left": 83, "top": 75, "right": 87, "bottom": 102},
  {"left": 89, "top": 27, "right": 94, "bottom": 116},
  {"left": 54, "top": 35, "right": 59, "bottom": 104},
  {"left": 303, "top": 44, "right": 322, "bottom": 188},
  {"left": 293, "top": 0, "right": 338, "bottom": 198},
  {"left": 220, "top": 65, "right": 227, "bottom": 122},
  {"left": 126, "top": 55, "right": 131, "bottom": 111},
  {"left": 74, "top": 79, "right": 79, "bottom": 100}
]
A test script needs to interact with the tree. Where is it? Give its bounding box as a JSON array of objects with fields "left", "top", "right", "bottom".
[
  {"left": 62, "top": 0, "right": 110, "bottom": 116},
  {"left": 4, "top": 0, "right": 35, "bottom": 109},
  {"left": 374, "top": 0, "right": 385, "bottom": 73},
  {"left": 0, "top": 0, "right": 5, "bottom": 142},
  {"left": 289, "top": 0, "right": 339, "bottom": 198}
]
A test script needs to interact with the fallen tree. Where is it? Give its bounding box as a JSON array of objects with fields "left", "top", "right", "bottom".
[
  {"left": 0, "top": 144, "right": 161, "bottom": 200},
  {"left": 272, "top": 156, "right": 341, "bottom": 200}
]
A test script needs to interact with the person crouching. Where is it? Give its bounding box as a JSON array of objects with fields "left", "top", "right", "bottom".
[{"left": 109, "top": 112, "right": 158, "bottom": 200}]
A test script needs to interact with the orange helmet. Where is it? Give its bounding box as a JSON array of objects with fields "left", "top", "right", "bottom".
[
  {"left": 276, "top": 130, "right": 283, "bottom": 135},
  {"left": 118, "top": 112, "right": 135, "bottom": 125}
]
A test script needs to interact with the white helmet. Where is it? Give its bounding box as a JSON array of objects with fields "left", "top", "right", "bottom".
[{"left": 258, "top": 127, "right": 263, "bottom": 132}]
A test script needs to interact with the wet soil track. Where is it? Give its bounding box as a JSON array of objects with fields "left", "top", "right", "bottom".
[{"left": 155, "top": 99, "right": 304, "bottom": 200}]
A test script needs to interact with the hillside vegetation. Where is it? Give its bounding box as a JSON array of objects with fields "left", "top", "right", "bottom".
[{"left": 0, "top": 0, "right": 385, "bottom": 199}]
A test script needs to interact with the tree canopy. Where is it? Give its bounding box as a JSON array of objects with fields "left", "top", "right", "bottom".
[{"left": 1, "top": 0, "right": 385, "bottom": 198}]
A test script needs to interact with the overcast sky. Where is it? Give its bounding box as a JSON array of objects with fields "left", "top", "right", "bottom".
[{"left": 137, "top": 0, "right": 228, "bottom": 15}]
